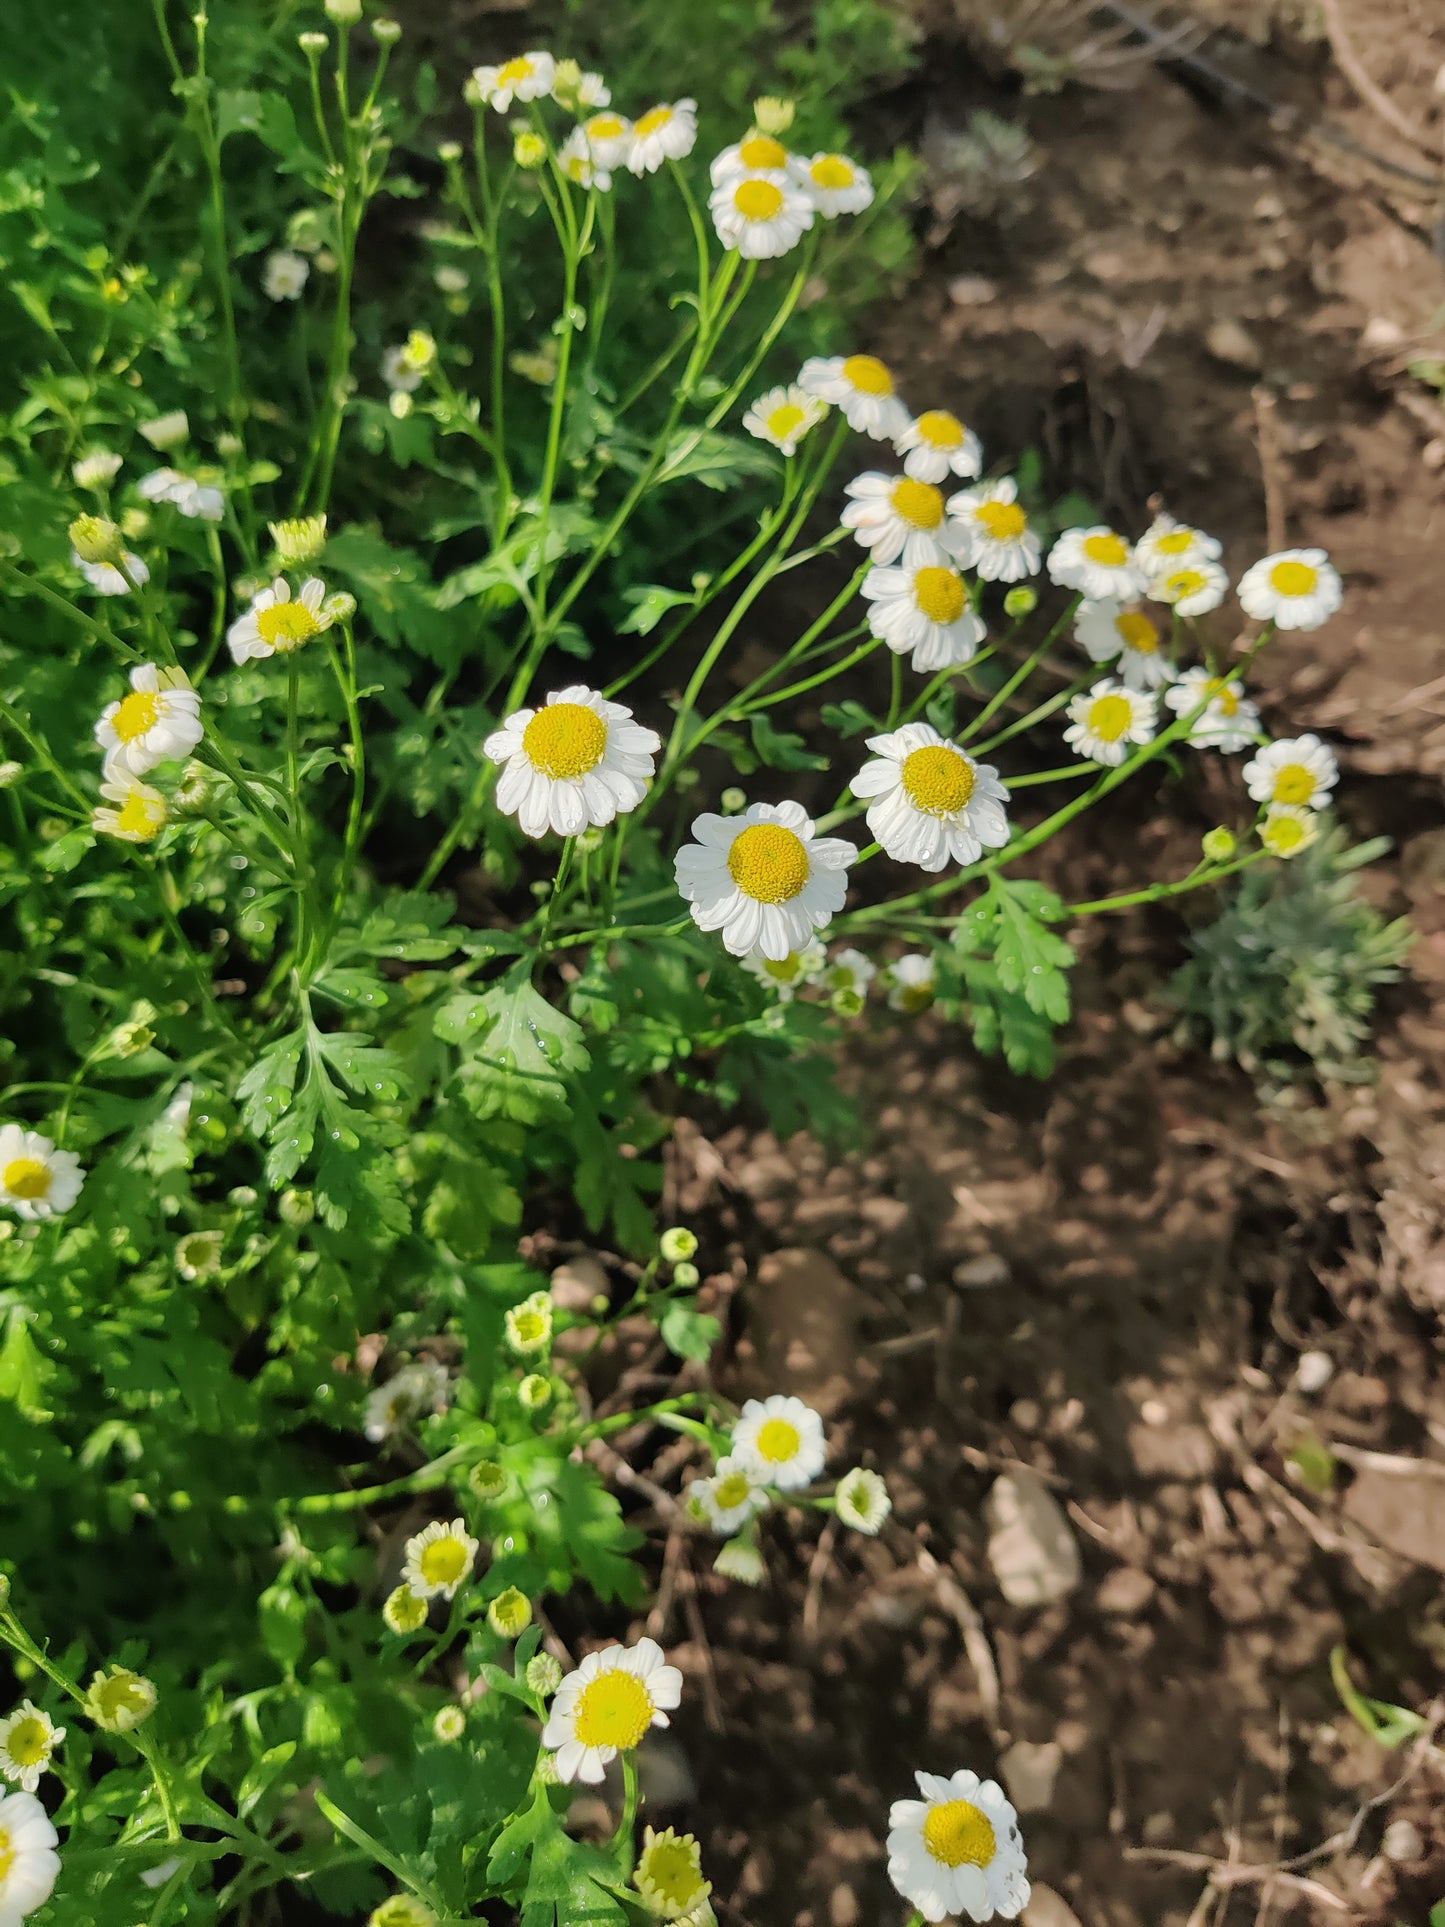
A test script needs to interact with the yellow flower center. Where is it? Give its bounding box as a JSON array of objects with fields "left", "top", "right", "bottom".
[
  {"left": 0, "top": 1823, "right": 12, "bottom": 1885},
  {"left": 1269, "top": 559, "right": 1318, "bottom": 596},
  {"left": 901, "top": 744, "right": 976, "bottom": 815},
  {"left": 419, "top": 1536, "right": 471, "bottom": 1588},
  {"left": 762, "top": 953, "right": 803, "bottom": 982},
  {"left": 740, "top": 134, "right": 788, "bottom": 170},
  {"left": 735, "top": 178, "right": 785, "bottom": 222},
  {"left": 511, "top": 1309, "right": 547, "bottom": 1346},
  {"left": 766, "top": 402, "right": 807, "bottom": 441},
  {"left": 1083, "top": 531, "right": 1129, "bottom": 566},
  {"left": 842, "top": 353, "right": 893, "bottom": 396},
  {"left": 1087, "top": 694, "right": 1134, "bottom": 743},
  {"left": 94, "top": 1674, "right": 151, "bottom": 1725},
  {"left": 114, "top": 789, "right": 165, "bottom": 840},
  {"left": 1115, "top": 611, "right": 1159, "bottom": 653},
  {"left": 588, "top": 113, "right": 625, "bottom": 140},
  {"left": 1163, "top": 567, "right": 1207, "bottom": 602},
  {"left": 916, "top": 409, "right": 964, "bottom": 448},
  {"left": 755, "top": 1416, "right": 801, "bottom": 1463},
  {"left": 1272, "top": 763, "right": 1315, "bottom": 805},
  {"left": 1207, "top": 680, "right": 1240, "bottom": 718},
  {"left": 497, "top": 56, "right": 535, "bottom": 86},
  {"left": 6, "top": 1717, "right": 51, "bottom": 1768},
  {"left": 523, "top": 702, "right": 608, "bottom": 779},
  {"left": 256, "top": 601, "right": 321, "bottom": 653},
  {"left": 914, "top": 566, "right": 967, "bottom": 625},
  {"left": 977, "top": 499, "right": 1027, "bottom": 541},
  {"left": 891, "top": 478, "right": 944, "bottom": 530},
  {"left": 1154, "top": 527, "right": 1196, "bottom": 554},
  {"left": 634, "top": 105, "right": 674, "bottom": 137},
  {"left": 922, "top": 1799, "right": 997, "bottom": 1870},
  {"left": 714, "top": 1472, "right": 753, "bottom": 1509},
  {"left": 898, "top": 981, "right": 934, "bottom": 1014},
  {"left": 638, "top": 1831, "right": 707, "bottom": 1913},
  {"left": 112, "top": 690, "right": 160, "bottom": 743},
  {"left": 810, "top": 155, "right": 855, "bottom": 189},
  {"left": 727, "top": 824, "right": 810, "bottom": 904},
  {"left": 1266, "top": 813, "right": 1309, "bottom": 854},
  {"left": 3, "top": 1158, "right": 52, "bottom": 1202},
  {"left": 573, "top": 1670, "right": 655, "bottom": 1751}
]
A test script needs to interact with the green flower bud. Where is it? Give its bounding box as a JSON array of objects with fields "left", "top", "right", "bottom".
[
  {"left": 323, "top": 0, "right": 362, "bottom": 21},
  {"left": 372, "top": 16, "right": 400, "bottom": 42},
  {"left": 432, "top": 1704, "right": 465, "bottom": 1742},
  {"left": 468, "top": 1459, "right": 507, "bottom": 1502},
  {"left": 720, "top": 787, "right": 746, "bottom": 814},
  {"left": 486, "top": 1587, "right": 532, "bottom": 1639},
  {"left": 660, "top": 1227, "right": 698, "bottom": 1264},
  {"left": 368, "top": 1900, "right": 435, "bottom": 1927},
  {"left": 525, "top": 1652, "right": 562, "bottom": 1698},
  {"left": 1003, "top": 585, "right": 1038, "bottom": 618},
  {"left": 175, "top": 1230, "right": 225, "bottom": 1281},
  {"left": 1201, "top": 826, "right": 1237, "bottom": 863},
  {"left": 69, "top": 514, "right": 124, "bottom": 564},
  {"left": 298, "top": 29, "right": 328, "bottom": 52},
  {"left": 0, "top": 762, "right": 21, "bottom": 790},
  {"left": 752, "top": 96, "right": 795, "bottom": 136},
  {"left": 513, "top": 131, "right": 547, "bottom": 171},
  {"left": 105, "top": 1019, "right": 155, "bottom": 1059},
  {"left": 85, "top": 1666, "right": 157, "bottom": 1733},
  {"left": 438, "top": 140, "right": 463, "bottom": 164},
  {"left": 382, "top": 1585, "right": 429, "bottom": 1636},
  {"left": 672, "top": 1261, "right": 700, "bottom": 1290},
  {"left": 268, "top": 514, "right": 327, "bottom": 567},
  {"left": 278, "top": 1188, "right": 315, "bottom": 1227},
  {"left": 517, "top": 1373, "right": 552, "bottom": 1412}
]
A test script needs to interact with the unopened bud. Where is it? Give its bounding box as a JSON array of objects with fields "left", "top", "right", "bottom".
[
  {"left": 268, "top": 513, "right": 327, "bottom": 566},
  {"left": 660, "top": 1226, "right": 697, "bottom": 1263},
  {"left": 298, "top": 29, "right": 328, "bottom": 52},
  {"left": 672, "top": 1261, "right": 700, "bottom": 1289},
  {"left": 468, "top": 1460, "right": 507, "bottom": 1501},
  {"left": 73, "top": 449, "right": 123, "bottom": 490},
  {"left": 438, "top": 140, "right": 462, "bottom": 164},
  {"left": 513, "top": 131, "right": 547, "bottom": 171},
  {"left": 323, "top": 0, "right": 361, "bottom": 21},
  {"left": 526, "top": 1652, "right": 562, "bottom": 1698},
  {"left": 138, "top": 410, "right": 189, "bottom": 450},
  {"left": 1201, "top": 826, "right": 1237, "bottom": 863},
  {"left": 518, "top": 1373, "right": 552, "bottom": 1411},
  {"left": 487, "top": 1587, "right": 532, "bottom": 1639},
  {"left": 752, "top": 96, "right": 795, "bottom": 136},
  {"left": 720, "top": 787, "right": 746, "bottom": 814},
  {"left": 372, "top": 16, "right": 400, "bottom": 43},
  {"left": 86, "top": 1666, "right": 157, "bottom": 1733},
  {"left": 1003, "top": 585, "right": 1037, "bottom": 619},
  {"left": 278, "top": 1188, "right": 314, "bottom": 1226},
  {"left": 0, "top": 762, "right": 22, "bottom": 790},
  {"left": 69, "top": 514, "right": 124, "bottom": 564},
  {"left": 432, "top": 1704, "right": 465, "bottom": 1742}
]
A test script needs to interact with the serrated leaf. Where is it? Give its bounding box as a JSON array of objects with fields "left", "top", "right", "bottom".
[
  {"left": 748, "top": 712, "right": 829, "bottom": 772},
  {"left": 618, "top": 583, "right": 695, "bottom": 637},
  {"left": 236, "top": 1034, "right": 305, "bottom": 1139},
  {"left": 459, "top": 968, "right": 589, "bottom": 1122},
  {"left": 820, "top": 699, "right": 877, "bottom": 739}
]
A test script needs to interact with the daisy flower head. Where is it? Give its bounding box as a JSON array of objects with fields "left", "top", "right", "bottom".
[
  {"left": 227, "top": 577, "right": 334, "bottom": 666},
  {"left": 363, "top": 1358, "right": 448, "bottom": 1442},
  {"left": 471, "top": 52, "right": 556, "bottom": 112},
  {"left": 558, "top": 126, "right": 611, "bottom": 190},
  {"left": 946, "top": 477, "right": 1042, "bottom": 583},
  {"left": 73, "top": 549, "right": 149, "bottom": 597},
  {"left": 1259, "top": 803, "right": 1318, "bottom": 859},
  {"left": 835, "top": 1467, "right": 891, "bottom": 1535},
  {"left": 674, "top": 801, "right": 858, "bottom": 961},
  {"left": 550, "top": 59, "right": 609, "bottom": 112},
  {"left": 824, "top": 947, "right": 877, "bottom": 999},
  {"left": 710, "top": 132, "right": 792, "bottom": 186},
  {"left": 581, "top": 110, "right": 633, "bottom": 171},
  {"left": 708, "top": 169, "right": 813, "bottom": 260},
  {"left": 742, "top": 383, "right": 827, "bottom": 457},
  {"left": 0, "top": 1706, "right": 64, "bottom": 1794},
  {"left": 1149, "top": 557, "right": 1229, "bottom": 619},
  {"left": 635, "top": 1826, "right": 711, "bottom": 1923},
  {"left": 860, "top": 556, "right": 986, "bottom": 673},
  {"left": 93, "top": 776, "right": 168, "bottom": 844},
  {"left": 691, "top": 1455, "right": 770, "bottom": 1535},
  {"left": 1047, "top": 525, "right": 1143, "bottom": 601},
  {"left": 852, "top": 725, "right": 1010, "bottom": 872},
  {"left": 1134, "top": 514, "right": 1221, "bottom": 577},
  {"left": 732, "top": 1394, "right": 826, "bottom": 1490},
  {"left": 484, "top": 686, "right": 661, "bottom": 839},
  {"left": 268, "top": 514, "right": 327, "bottom": 568},
  {"left": 137, "top": 467, "right": 225, "bottom": 522},
  {"left": 895, "top": 408, "right": 983, "bottom": 484},
  {"left": 1164, "top": 668, "right": 1260, "bottom": 751},
  {"left": 841, "top": 472, "right": 961, "bottom": 569},
  {"left": 0, "top": 1790, "right": 60, "bottom": 1923},
  {"left": 505, "top": 1290, "right": 554, "bottom": 1356},
  {"left": 887, "top": 951, "right": 938, "bottom": 1014},
  {"left": 402, "top": 1518, "right": 479, "bottom": 1601},
  {"left": 1074, "top": 598, "right": 1173, "bottom": 689},
  {"left": 95, "top": 663, "right": 202, "bottom": 778},
  {"left": 798, "top": 354, "right": 910, "bottom": 441},
  {"left": 1237, "top": 548, "right": 1343, "bottom": 631},
  {"left": 1063, "top": 679, "right": 1157, "bottom": 767},
  {"left": 740, "top": 936, "right": 826, "bottom": 1001},
  {"left": 790, "top": 151, "right": 874, "bottom": 217},
  {"left": 1242, "top": 733, "right": 1338, "bottom": 809},
  {"left": 139, "top": 410, "right": 188, "bottom": 451},
  {"left": 381, "top": 343, "right": 423, "bottom": 394},
  {"left": 887, "top": 1769, "right": 1030, "bottom": 1923},
  {"left": 541, "top": 1637, "right": 683, "bottom": 1784},
  {"left": 263, "top": 249, "right": 309, "bottom": 301},
  {"left": 72, "top": 448, "right": 123, "bottom": 490},
  {"left": 628, "top": 99, "right": 698, "bottom": 175}
]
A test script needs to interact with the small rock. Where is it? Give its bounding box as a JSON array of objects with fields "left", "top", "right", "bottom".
[
  {"left": 1294, "top": 1350, "right": 1334, "bottom": 1394},
  {"left": 948, "top": 274, "right": 997, "bottom": 306},
  {"left": 1000, "top": 1739, "right": 1062, "bottom": 1812},
  {"left": 1362, "top": 316, "right": 1406, "bottom": 351},
  {"left": 743, "top": 1248, "right": 864, "bottom": 1416},
  {"left": 1128, "top": 1420, "right": 1218, "bottom": 1481},
  {"left": 1342, "top": 1458, "right": 1445, "bottom": 1575},
  {"left": 828, "top": 1882, "right": 860, "bottom": 1927},
  {"left": 1023, "top": 1884, "right": 1085, "bottom": 1927},
  {"left": 952, "top": 1252, "right": 1010, "bottom": 1290},
  {"left": 551, "top": 1255, "right": 609, "bottom": 1312},
  {"left": 1423, "top": 438, "right": 1445, "bottom": 471},
  {"left": 1382, "top": 1818, "right": 1423, "bottom": 1862},
  {"left": 1253, "top": 191, "right": 1285, "bottom": 220},
  {"left": 1097, "top": 1567, "right": 1156, "bottom": 1616},
  {"left": 1205, "top": 318, "right": 1263, "bottom": 370},
  {"left": 985, "top": 1470, "right": 1081, "bottom": 1607}
]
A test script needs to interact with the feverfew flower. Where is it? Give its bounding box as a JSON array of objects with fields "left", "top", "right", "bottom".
[
  {"left": 93, "top": 776, "right": 168, "bottom": 844},
  {"left": 137, "top": 468, "right": 224, "bottom": 521},
  {"left": 710, "top": 133, "right": 792, "bottom": 185},
  {"left": 1074, "top": 599, "right": 1173, "bottom": 689},
  {"left": 263, "top": 250, "right": 310, "bottom": 300},
  {"left": 742, "top": 384, "right": 827, "bottom": 457},
  {"left": 542, "top": 1638, "right": 683, "bottom": 1784},
  {"left": 72, "top": 449, "right": 123, "bottom": 490},
  {"left": 860, "top": 557, "right": 986, "bottom": 672},
  {"left": 713, "top": 1536, "right": 766, "bottom": 1585},
  {"left": 558, "top": 127, "right": 610, "bottom": 190},
  {"left": 894, "top": 409, "right": 983, "bottom": 484},
  {"left": 708, "top": 170, "right": 814, "bottom": 260},
  {"left": 0, "top": 1706, "right": 64, "bottom": 1794},
  {"left": 227, "top": 577, "right": 333, "bottom": 665},
  {"left": 887, "top": 952, "right": 937, "bottom": 1014},
  {"left": 1047, "top": 525, "right": 1143, "bottom": 601},
  {"left": 1134, "top": 514, "right": 1221, "bottom": 577},
  {"left": 381, "top": 343, "right": 423, "bottom": 394},
  {"left": 674, "top": 802, "right": 857, "bottom": 961},
  {"left": 74, "top": 550, "right": 150, "bottom": 597},
  {"left": 740, "top": 937, "right": 826, "bottom": 1001},
  {"left": 382, "top": 1585, "right": 430, "bottom": 1636},
  {"left": 364, "top": 1359, "right": 448, "bottom": 1442},
  {"left": 946, "top": 477, "right": 1041, "bottom": 582},
  {"left": 1062, "top": 679, "right": 1156, "bottom": 766},
  {"left": 635, "top": 1827, "right": 712, "bottom": 1923},
  {"left": 0, "top": 1791, "right": 60, "bottom": 1923},
  {"left": 369, "top": 1900, "right": 435, "bottom": 1927},
  {"left": 1242, "top": 734, "right": 1338, "bottom": 809},
  {"left": 731, "top": 1394, "right": 826, "bottom": 1490},
  {"left": 268, "top": 514, "right": 327, "bottom": 567},
  {"left": 842, "top": 472, "right": 961, "bottom": 569},
  {"left": 471, "top": 52, "right": 555, "bottom": 112},
  {"left": 798, "top": 354, "right": 909, "bottom": 441},
  {"left": 692, "top": 1457, "right": 771, "bottom": 1535},
  {"left": 790, "top": 151, "right": 874, "bottom": 216},
  {"left": 487, "top": 1587, "right": 532, "bottom": 1639},
  {"left": 1149, "top": 558, "right": 1228, "bottom": 619},
  {"left": 433, "top": 1705, "right": 466, "bottom": 1743},
  {"left": 581, "top": 111, "right": 633, "bottom": 171},
  {"left": 402, "top": 1519, "right": 479, "bottom": 1601},
  {"left": 1259, "top": 803, "right": 1318, "bottom": 858},
  {"left": 628, "top": 100, "right": 698, "bottom": 175},
  {"left": 505, "top": 1291, "right": 554, "bottom": 1356},
  {"left": 139, "top": 411, "right": 188, "bottom": 450},
  {"left": 887, "top": 1769, "right": 1030, "bottom": 1923},
  {"left": 485, "top": 686, "right": 660, "bottom": 839},
  {"left": 1237, "top": 548, "right": 1343, "bottom": 630},
  {"left": 1164, "top": 668, "right": 1259, "bottom": 751},
  {"left": 852, "top": 725, "right": 1009, "bottom": 872},
  {"left": 835, "top": 1467, "right": 891, "bottom": 1535},
  {"left": 85, "top": 1667, "right": 157, "bottom": 1734},
  {"left": 824, "top": 948, "right": 877, "bottom": 998},
  {"left": 68, "top": 512, "right": 124, "bottom": 563},
  {"left": 95, "top": 664, "right": 202, "bottom": 778},
  {"left": 550, "top": 59, "right": 609, "bottom": 111}
]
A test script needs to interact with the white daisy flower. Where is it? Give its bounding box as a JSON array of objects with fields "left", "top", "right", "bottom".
[
  {"left": 72, "top": 449, "right": 123, "bottom": 490},
  {"left": 542, "top": 1638, "right": 683, "bottom": 1785},
  {"left": 710, "top": 132, "right": 792, "bottom": 185},
  {"left": 93, "top": 775, "right": 168, "bottom": 844},
  {"left": 95, "top": 663, "right": 202, "bottom": 778},
  {"left": 852, "top": 725, "right": 1010, "bottom": 872},
  {"left": 887, "top": 1769, "right": 1030, "bottom": 1923},
  {"left": 790, "top": 151, "right": 874, "bottom": 216},
  {"left": 263, "top": 250, "right": 310, "bottom": 301},
  {"left": 887, "top": 952, "right": 937, "bottom": 1014},
  {"left": 945, "top": 477, "right": 1041, "bottom": 583},
  {"left": 627, "top": 100, "right": 698, "bottom": 175},
  {"left": 824, "top": 947, "right": 877, "bottom": 997},
  {"left": 73, "top": 550, "right": 149, "bottom": 597},
  {"left": 1062, "top": 679, "right": 1156, "bottom": 766},
  {"left": 558, "top": 127, "right": 611, "bottom": 190},
  {"left": 1133, "top": 514, "right": 1221, "bottom": 576},
  {"left": 841, "top": 472, "right": 962, "bottom": 569},
  {"left": 0, "top": 1790, "right": 61, "bottom": 1923},
  {"left": 798, "top": 354, "right": 910, "bottom": 441},
  {"left": 227, "top": 577, "right": 334, "bottom": 665},
  {"left": 731, "top": 1394, "right": 826, "bottom": 1490},
  {"left": 742, "top": 384, "right": 827, "bottom": 457},
  {"left": 1074, "top": 599, "right": 1173, "bottom": 690},
  {"left": 1149, "top": 558, "right": 1229, "bottom": 619},
  {"left": 1259, "top": 803, "right": 1319, "bottom": 859},
  {"left": 1046, "top": 525, "right": 1143, "bottom": 601},
  {"left": 1164, "top": 668, "right": 1260, "bottom": 751},
  {"left": 1242, "top": 733, "right": 1338, "bottom": 809},
  {"left": 740, "top": 937, "right": 826, "bottom": 1001},
  {"left": 138, "top": 411, "right": 188, "bottom": 450},
  {"left": 674, "top": 801, "right": 857, "bottom": 961},
  {"left": 894, "top": 409, "right": 983, "bottom": 484},
  {"left": 835, "top": 1467, "right": 891, "bottom": 1535},
  {"left": 381, "top": 344, "right": 423, "bottom": 394},
  {"left": 0, "top": 1705, "right": 64, "bottom": 1794},
  {"left": 692, "top": 1456, "right": 771, "bottom": 1535},
  {"left": 402, "top": 1518, "right": 479, "bottom": 1601},
  {"left": 137, "top": 468, "right": 224, "bottom": 522},
  {"left": 1237, "top": 548, "right": 1343, "bottom": 630},
  {"left": 573, "top": 70, "right": 610, "bottom": 109},
  {"left": 471, "top": 51, "right": 555, "bottom": 112},
  {"left": 860, "top": 557, "right": 986, "bottom": 673},
  {"left": 0, "top": 1126, "right": 85, "bottom": 1221},
  {"left": 363, "top": 1359, "right": 449, "bottom": 1442},
  {"left": 709, "top": 169, "right": 814, "bottom": 259},
  {"left": 484, "top": 685, "right": 660, "bottom": 839},
  {"left": 581, "top": 111, "right": 633, "bottom": 171}
]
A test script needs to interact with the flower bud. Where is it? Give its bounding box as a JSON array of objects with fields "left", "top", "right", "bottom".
[
  {"left": 720, "top": 787, "right": 746, "bottom": 814},
  {"left": 487, "top": 1586, "right": 532, "bottom": 1639},
  {"left": 660, "top": 1226, "right": 698, "bottom": 1263},
  {"left": 69, "top": 514, "right": 124, "bottom": 564},
  {"left": 323, "top": 0, "right": 361, "bottom": 21},
  {"left": 382, "top": 1585, "right": 429, "bottom": 1636},
  {"left": 0, "top": 1574, "right": 10, "bottom": 1607},
  {"left": 105, "top": 1020, "right": 155, "bottom": 1059},
  {"left": 138, "top": 410, "right": 189, "bottom": 450},
  {"left": 268, "top": 513, "right": 328, "bottom": 567},
  {"left": 438, "top": 140, "right": 463, "bottom": 164},
  {"left": 504, "top": 1292, "right": 553, "bottom": 1357},
  {"left": 525, "top": 1652, "right": 562, "bottom": 1698},
  {"left": 175, "top": 1230, "right": 225, "bottom": 1281},
  {"left": 1003, "top": 585, "right": 1038, "bottom": 618},
  {"left": 672, "top": 1261, "right": 700, "bottom": 1290},
  {"left": 323, "top": 591, "right": 357, "bottom": 625},
  {"left": 513, "top": 131, "right": 547, "bottom": 171},
  {"left": 372, "top": 16, "right": 400, "bottom": 43},
  {"left": 468, "top": 1459, "right": 507, "bottom": 1502},
  {"left": 73, "top": 449, "right": 123, "bottom": 490},
  {"left": 389, "top": 389, "right": 413, "bottom": 420},
  {"left": 85, "top": 1666, "right": 158, "bottom": 1733},
  {"left": 368, "top": 1900, "right": 436, "bottom": 1927},
  {"left": 0, "top": 763, "right": 22, "bottom": 790},
  {"left": 432, "top": 1704, "right": 465, "bottom": 1742},
  {"left": 752, "top": 96, "right": 795, "bottom": 135},
  {"left": 1201, "top": 826, "right": 1237, "bottom": 863},
  {"left": 518, "top": 1373, "right": 552, "bottom": 1411},
  {"left": 298, "top": 29, "right": 328, "bottom": 52},
  {"left": 278, "top": 1188, "right": 314, "bottom": 1227}
]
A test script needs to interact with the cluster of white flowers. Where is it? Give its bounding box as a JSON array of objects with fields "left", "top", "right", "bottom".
[
  {"left": 89, "top": 661, "right": 202, "bottom": 848},
  {"left": 707, "top": 125, "right": 873, "bottom": 259}
]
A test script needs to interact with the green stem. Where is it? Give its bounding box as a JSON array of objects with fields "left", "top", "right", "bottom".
[
  {"left": 287, "top": 1443, "right": 472, "bottom": 1515},
  {"left": 1065, "top": 850, "right": 1263, "bottom": 915}
]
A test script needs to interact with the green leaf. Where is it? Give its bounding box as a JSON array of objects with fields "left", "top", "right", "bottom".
[
  {"left": 1329, "top": 1647, "right": 1428, "bottom": 1750},
  {"left": 659, "top": 1300, "right": 722, "bottom": 1364},
  {"left": 820, "top": 699, "right": 878, "bottom": 739},
  {"left": 237, "top": 1741, "right": 297, "bottom": 1819},
  {"left": 487, "top": 1784, "right": 552, "bottom": 1891},
  {"left": 618, "top": 584, "right": 695, "bottom": 637},
  {"left": 257, "top": 1582, "right": 308, "bottom": 1675},
  {"left": 988, "top": 878, "right": 1075, "bottom": 1024},
  {"left": 748, "top": 712, "right": 829, "bottom": 772},
  {"left": 0, "top": 1311, "right": 53, "bottom": 1421},
  {"left": 458, "top": 968, "right": 589, "bottom": 1123},
  {"left": 236, "top": 1033, "right": 305, "bottom": 1138}
]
